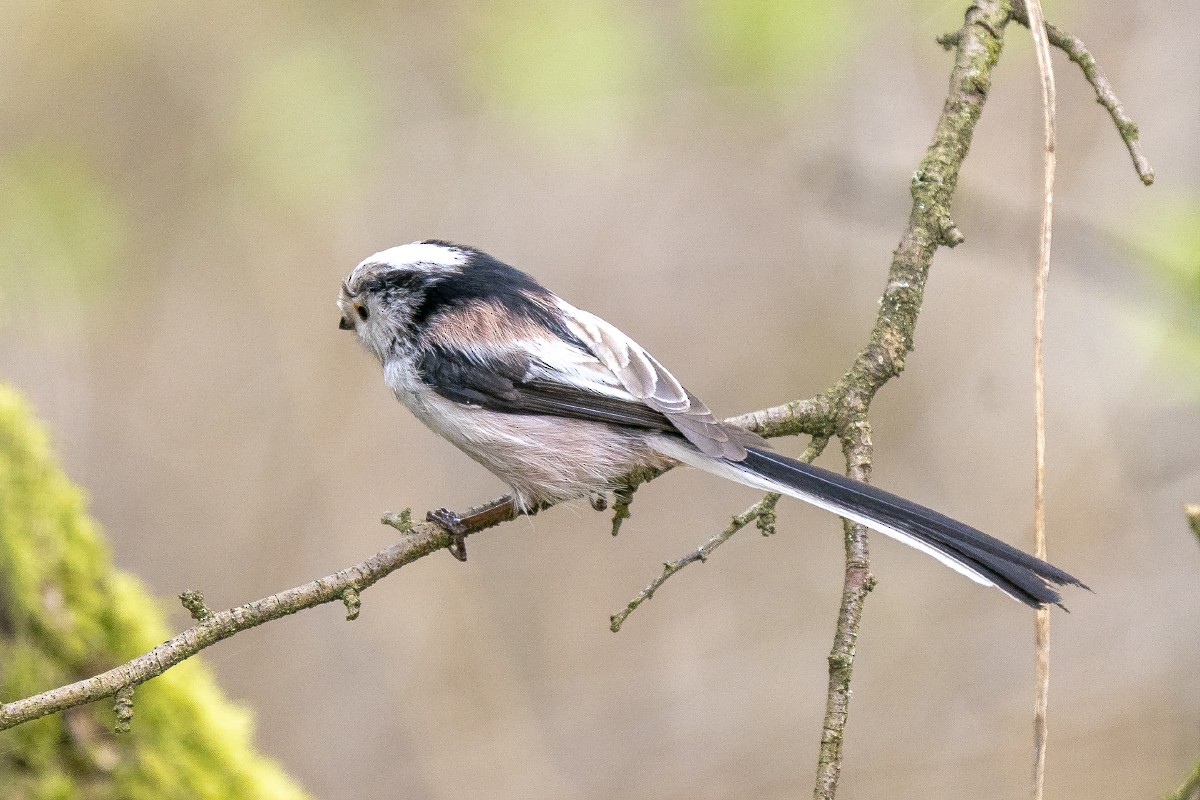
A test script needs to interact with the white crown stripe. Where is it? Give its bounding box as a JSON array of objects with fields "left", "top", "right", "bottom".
[{"left": 355, "top": 241, "right": 468, "bottom": 279}]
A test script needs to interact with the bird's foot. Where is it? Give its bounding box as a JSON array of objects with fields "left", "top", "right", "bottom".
[
  {"left": 427, "top": 508, "right": 469, "bottom": 562},
  {"left": 425, "top": 496, "right": 519, "bottom": 562}
]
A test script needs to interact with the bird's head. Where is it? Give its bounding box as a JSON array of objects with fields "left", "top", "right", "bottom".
[{"left": 338, "top": 240, "right": 470, "bottom": 361}]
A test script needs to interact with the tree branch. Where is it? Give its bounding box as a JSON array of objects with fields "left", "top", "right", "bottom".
[
  {"left": 0, "top": 7, "right": 1154, "bottom": 800},
  {"left": 810, "top": 13, "right": 1149, "bottom": 796},
  {"left": 608, "top": 492, "right": 781, "bottom": 633},
  {"left": 609, "top": 435, "right": 830, "bottom": 632},
  {"left": 814, "top": 2, "right": 1018, "bottom": 794},
  {"left": 1, "top": 511, "right": 448, "bottom": 731},
  {"left": 1010, "top": 1, "right": 1154, "bottom": 185},
  {"left": 0, "top": 401, "right": 835, "bottom": 733}
]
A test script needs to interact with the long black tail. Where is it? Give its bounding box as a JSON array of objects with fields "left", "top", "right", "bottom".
[{"left": 729, "top": 447, "right": 1088, "bottom": 608}]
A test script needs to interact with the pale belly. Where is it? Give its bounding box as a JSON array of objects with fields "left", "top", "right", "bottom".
[{"left": 397, "top": 382, "right": 672, "bottom": 510}]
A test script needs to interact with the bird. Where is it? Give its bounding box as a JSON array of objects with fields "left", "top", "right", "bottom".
[{"left": 337, "top": 240, "right": 1086, "bottom": 608}]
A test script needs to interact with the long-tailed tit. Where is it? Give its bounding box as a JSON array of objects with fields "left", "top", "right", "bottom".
[{"left": 338, "top": 241, "right": 1085, "bottom": 608}]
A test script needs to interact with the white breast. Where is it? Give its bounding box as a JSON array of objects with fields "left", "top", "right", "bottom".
[{"left": 380, "top": 355, "right": 668, "bottom": 510}]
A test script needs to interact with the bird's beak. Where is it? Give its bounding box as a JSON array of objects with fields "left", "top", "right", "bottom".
[{"left": 338, "top": 316, "right": 354, "bottom": 330}]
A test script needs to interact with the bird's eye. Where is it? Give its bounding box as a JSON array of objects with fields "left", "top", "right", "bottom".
[{"left": 356, "top": 305, "right": 370, "bottom": 321}]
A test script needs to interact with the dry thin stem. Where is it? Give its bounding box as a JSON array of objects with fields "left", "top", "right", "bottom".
[
  {"left": 1012, "top": 2, "right": 1154, "bottom": 185},
  {"left": 1025, "top": 1, "right": 1056, "bottom": 797}
]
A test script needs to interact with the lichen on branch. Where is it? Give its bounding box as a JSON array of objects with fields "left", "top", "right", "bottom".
[{"left": 0, "top": 385, "right": 308, "bottom": 798}]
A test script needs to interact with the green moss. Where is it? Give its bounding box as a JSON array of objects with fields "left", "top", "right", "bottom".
[{"left": 0, "top": 386, "right": 309, "bottom": 800}]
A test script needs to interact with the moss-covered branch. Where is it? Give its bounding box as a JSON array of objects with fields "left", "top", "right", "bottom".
[
  {"left": 0, "top": 387, "right": 308, "bottom": 798},
  {"left": 1168, "top": 757, "right": 1200, "bottom": 800}
]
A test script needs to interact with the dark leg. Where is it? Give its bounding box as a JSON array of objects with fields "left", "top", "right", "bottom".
[{"left": 426, "top": 495, "right": 518, "bottom": 562}]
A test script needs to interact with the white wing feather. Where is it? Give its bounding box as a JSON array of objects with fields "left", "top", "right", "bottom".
[{"left": 554, "top": 299, "right": 765, "bottom": 459}]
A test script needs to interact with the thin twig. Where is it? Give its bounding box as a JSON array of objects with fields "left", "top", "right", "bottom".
[
  {"left": 1, "top": 517, "right": 444, "bottom": 730},
  {"left": 609, "top": 434, "right": 835, "bottom": 633},
  {"left": 1025, "top": 0, "right": 1056, "bottom": 797},
  {"left": 609, "top": 436, "right": 829, "bottom": 631},
  {"left": 609, "top": 492, "right": 782, "bottom": 633},
  {"left": 1011, "top": 2, "right": 1154, "bottom": 185},
  {"left": 796, "top": 436, "right": 831, "bottom": 465}
]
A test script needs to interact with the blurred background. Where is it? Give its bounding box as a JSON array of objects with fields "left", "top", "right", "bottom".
[{"left": 1, "top": 0, "right": 1197, "bottom": 797}]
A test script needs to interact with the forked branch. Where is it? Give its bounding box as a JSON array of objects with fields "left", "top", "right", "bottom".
[{"left": 0, "top": 7, "right": 1154, "bottom": 800}]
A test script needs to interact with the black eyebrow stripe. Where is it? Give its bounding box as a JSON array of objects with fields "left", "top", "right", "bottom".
[{"left": 358, "top": 269, "right": 426, "bottom": 297}]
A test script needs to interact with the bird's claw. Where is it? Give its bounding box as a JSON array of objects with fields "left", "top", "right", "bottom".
[{"left": 427, "top": 508, "right": 469, "bottom": 562}]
